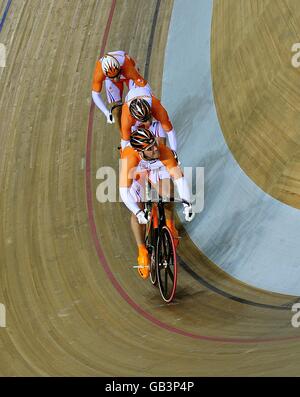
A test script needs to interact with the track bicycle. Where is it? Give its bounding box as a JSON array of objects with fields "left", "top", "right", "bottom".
[{"left": 143, "top": 181, "right": 190, "bottom": 303}]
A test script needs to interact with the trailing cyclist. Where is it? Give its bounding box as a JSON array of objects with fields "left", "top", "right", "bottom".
[{"left": 119, "top": 128, "right": 194, "bottom": 279}]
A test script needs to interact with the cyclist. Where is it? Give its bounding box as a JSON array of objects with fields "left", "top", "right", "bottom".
[
  {"left": 120, "top": 85, "right": 178, "bottom": 152},
  {"left": 119, "top": 128, "right": 195, "bottom": 279},
  {"left": 92, "top": 51, "right": 150, "bottom": 130}
]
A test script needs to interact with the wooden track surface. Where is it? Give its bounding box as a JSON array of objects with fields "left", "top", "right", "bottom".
[
  {"left": 0, "top": 0, "right": 300, "bottom": 376},
  {"left": 212, "top": 0, "right": 300, "bottom": 209}
]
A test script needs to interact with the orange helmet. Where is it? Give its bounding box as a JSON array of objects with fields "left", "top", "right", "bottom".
[
  {"left": 130, "top": 128, "right": 156, "bottom": 152},
  {"left": 129, "top": 98, "right": 151, "bottom": 122},
  {"left": 101, "top": 54, "right": 121, "bottom": 78}
]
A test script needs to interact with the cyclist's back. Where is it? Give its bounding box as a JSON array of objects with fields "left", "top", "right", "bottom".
[{"left": 120, "top": 144, "right": 180, "bottom": 188}]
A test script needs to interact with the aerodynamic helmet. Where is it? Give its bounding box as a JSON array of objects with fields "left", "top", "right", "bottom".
[
  {"left": 101, "top": 54, "right": 121, "bottom": 78},
  {"left": 130, "top": 128, "right": 156, "bottom": 152},
  {"left": 129, "top": 98, "right": 151, "bottom": 122}
]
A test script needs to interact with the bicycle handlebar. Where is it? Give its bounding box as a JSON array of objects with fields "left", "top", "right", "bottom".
[
  {"left": 146, "top": 197, "right": 191, "bottom": 206},
  {"left": 169, "top": 197, "right": 190, "bottom": 206}
]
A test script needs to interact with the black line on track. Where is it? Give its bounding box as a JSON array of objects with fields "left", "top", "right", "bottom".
[
  {"left": 144, "top": 0, "right": 161, "bottom": 80},
  {"left": 179, "top": 257, "right": 298, "bottom": 311}
]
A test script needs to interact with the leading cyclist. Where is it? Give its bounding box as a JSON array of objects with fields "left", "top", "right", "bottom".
[
  {"left": 92, "top": 51, "right": 150, "bottom": 131},
  {"left": 119, "top": 128, "right": 195, "bottom": 279}
]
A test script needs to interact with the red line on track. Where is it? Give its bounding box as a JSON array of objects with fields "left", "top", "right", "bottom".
[{"left": 85, "top": 0, "right": 300, "bottom": 345}]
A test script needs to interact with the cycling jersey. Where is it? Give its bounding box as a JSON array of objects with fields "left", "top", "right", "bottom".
[
  {"left": 121, "top": 86, "right": 173, "bottom": 141},
  {"left": 92, "top": 51, "right": 147, "bottom": 93},
  {"left": 120, "top": 145, "right": 181, "bottom": 188},
  {"left": 119, "top": 145, "right": 191, "bottom": 215}
]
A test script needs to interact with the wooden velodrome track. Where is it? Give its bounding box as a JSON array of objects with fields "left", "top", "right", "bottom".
[{"left": 0, "top": 0, "right": 300, "bottom": 376}]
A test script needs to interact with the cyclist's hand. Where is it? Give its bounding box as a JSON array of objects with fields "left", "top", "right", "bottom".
[
  {"left": 136, "top": 210, "right": 149, "bottom": 225},
  {"left": 106, "top": 111, "right": 115, "bottom": 124},
  {"left": 183, "top": 203, "right": 195, "bottom": 222}
]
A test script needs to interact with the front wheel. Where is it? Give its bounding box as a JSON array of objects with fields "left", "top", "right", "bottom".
[
  {"left": 149, "top": 225, "right": 158, "bottom": 286},
  {"left": 156, "top": 226, "right": 177, "bottom": 303}
]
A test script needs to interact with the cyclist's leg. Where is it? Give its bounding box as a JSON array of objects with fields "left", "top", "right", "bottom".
[
  {"left": 104, "top": 79, "right": 123, "bottom": 131},
  {"left": 129, "top": 180, "right": 149, "bottom": 278},
  {"left": 129, "top": 180, "right": 145, "bottom": 246},
  {"left": 130, "top": 201, "right": 145, "bottom": 246}
]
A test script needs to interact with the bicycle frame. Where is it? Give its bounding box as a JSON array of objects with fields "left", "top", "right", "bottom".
[
  {"left": 144, "top": 180, "right": 178, "bottom": 302},
  {"left": 145, "top": 181, "right": 168, "bottom": 232}
]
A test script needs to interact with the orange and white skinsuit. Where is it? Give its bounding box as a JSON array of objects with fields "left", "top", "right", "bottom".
[
  {"left": 119, "top": 145, "right": 192, "bottom": 264},
  {"left": 92, "top": 50, "right": 150, "bottom": 121},
  {"left": 141, "top": 120, "right": 168, "bottom": 142},
  {"left": 121, "top": 86, "right": 178, "bottom": 151}
]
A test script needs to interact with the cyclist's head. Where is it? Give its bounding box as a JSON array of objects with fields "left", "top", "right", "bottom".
[
  {"left": 129, "top": 98, "right": 151, "bottom": 122},
  {"left": 130, "top": 128, "right": 156, "bottom": 153},
  {"left": 101, "top": 54, "right": 121, "bottom": 78}
]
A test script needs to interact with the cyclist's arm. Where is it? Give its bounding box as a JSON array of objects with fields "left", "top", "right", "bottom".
[
  {"left": 166, "top": 129, "right": 177, "bottom": 151},
  {"left": 160, "top": 146, "right": 191, "bottom": 203},
  {"left": 152, "top": 96, "right": 177, "bottom": 151},
  {"left": 92, "top": 91, "right": 110, "bottom": 117},
  {"left": 119, "top": 149, "right": 141, "bottom": 215},
  {"left": 92, "top": 60, "right": 105, "bottom": 93},
  {"left": 160, "top": 147, "right": 182, "bottom": 179},
  {"left": 92, "top": 61, "right": 110, "bottom": 116},
  {"left": 123, "top": 55, "right": 147, "bottom": 87},
  {"left": 174, "top": 176, "right": 192, "bottom": 204}
]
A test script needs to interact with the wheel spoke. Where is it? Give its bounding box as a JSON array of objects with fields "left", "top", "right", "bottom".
[
  {"left": 162, "top": 233, "right": 168, "bottom": 258},
  {"left": 164, "top": 265, "right": 168, "bottom": 293},
  {"left": 166, "top": 264, "right": 174, "bottom": 282}
]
